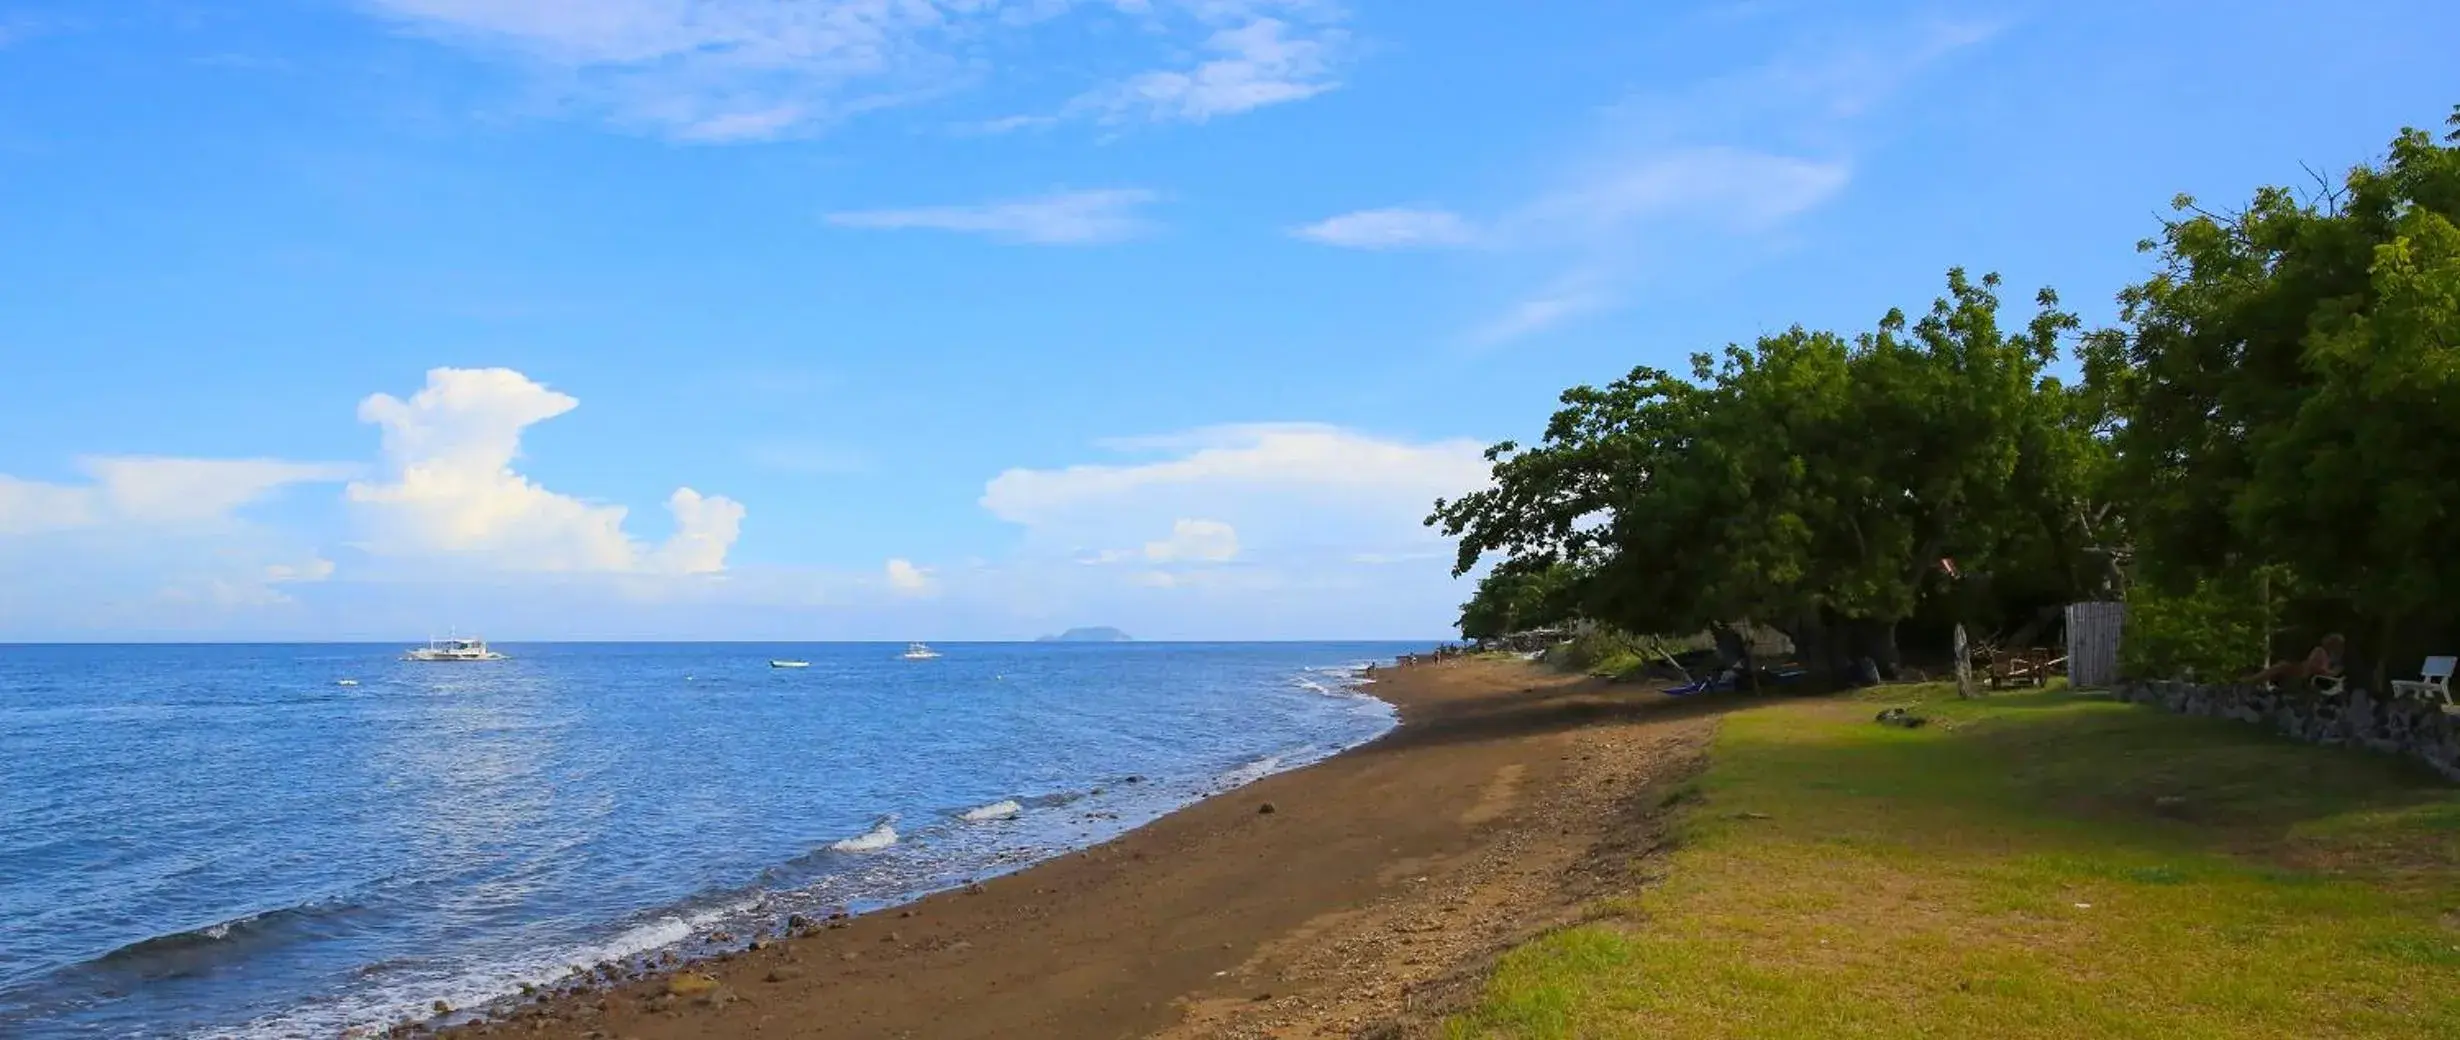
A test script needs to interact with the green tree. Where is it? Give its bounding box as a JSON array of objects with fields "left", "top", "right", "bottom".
[
  {"left": 1433, "top": 270, "right": 2091, "bottom": 676},
  {"left": 1456, "top": 557, "right": 1584, "bottom": 640},
  {"left": 2084, "top": 106, "right": 2460, "bottom": 681}
]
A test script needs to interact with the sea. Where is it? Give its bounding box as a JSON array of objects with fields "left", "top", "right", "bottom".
[{"left": 0, "top": 641, "right": 1417, "bottom": 1039}]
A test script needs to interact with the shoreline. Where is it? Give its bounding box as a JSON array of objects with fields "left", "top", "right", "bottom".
[{"left": 424, "top": 656, "right": 1717, "bottom": 1039}]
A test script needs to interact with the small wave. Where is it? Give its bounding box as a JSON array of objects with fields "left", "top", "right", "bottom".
[
  {"left": 80, "top": 897, "right": 364, "bottom": 980},
  {"left": 960, "top": 799, "right": 1021, "bottom": 822},
  {"left": 1216, "top": 752, "right": 1293, "bottom": 790},
  {"left": 830, "top": 815, "right": 900, "bottom": 852}
]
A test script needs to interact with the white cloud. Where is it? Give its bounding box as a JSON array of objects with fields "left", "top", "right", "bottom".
[
  {"left": 159, "top": 556, "right": 339, "bottom": 608},
  {"left": 346, "top": 367, "right": 745, "bottom": 574},
  {"left": 983, "top": 423, "right": 1485, "bottom": 596},
  {"left": 0, "top": 458, "right": 355, "bottom": 535},
  {"left": 1070, "top": 16, "right": 1340, "bottom": 124},
  {"left": 361, "top": 0, "right": 1348, "bottom": 141},
  {"left": 85, "top": 457, "right": 364, "bottom": 525},
  {"left": 985, "top": 423, "right": 1486, "bottom": 525},
  {"left": 264, "top": 557, "right": 338, "bottom": 584},
  {"left": 1519, "top": 147, "right": 1851, "bottom": 239},
  {"left": 1143, "top": 518, "right": 1239, "bottom": 562},
  {"left": 885, "top": 557, "right": 936, "bottom": 596},
  {"left": 1291, "top": 15, "right": 1992, "bottom": 343},
  {"left": 1291, "top": 208, "right": 1478, "bottom": 250},
  {"left": 0, "top": 475, "right": 99, "bottom": 535},
  {"left": 655, "top": 488, "right": 747, "bottom": 575},
  {"left": 1472, "top": 284, "right": 1617, "bottom": 344},
  {"left": 827, "top": 189, "right": 1161, "bottom": 244}
]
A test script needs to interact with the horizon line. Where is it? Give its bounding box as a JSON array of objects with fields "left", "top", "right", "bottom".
[{"left": 0, "top": 637, "right": 1455, "bottom": 646}]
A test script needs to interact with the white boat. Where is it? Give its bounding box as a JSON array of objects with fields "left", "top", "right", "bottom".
[
  {"left": 403, "top": 637, "right": 507, "bottom": 662},
  {"left": 770, "top": 659, "right": 810, "bottom": 669},
  {"left": 901, "top": 642, "right": 941, "bottom": 660}
]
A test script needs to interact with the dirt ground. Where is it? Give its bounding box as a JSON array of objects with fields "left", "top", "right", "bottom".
[{"left": 431, "top": 657, "right": 1719, "bottom": 1040}]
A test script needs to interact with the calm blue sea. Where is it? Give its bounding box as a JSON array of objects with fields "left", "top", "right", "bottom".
[{"left": 0, "top": 641, "right": 1415, "bottom": 1038}]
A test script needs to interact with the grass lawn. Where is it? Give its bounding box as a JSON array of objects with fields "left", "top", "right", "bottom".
[{"left": 1447, "top": 684, "right": 2460, "bottom": 1039}]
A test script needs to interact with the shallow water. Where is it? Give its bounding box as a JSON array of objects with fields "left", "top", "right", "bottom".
[{"left": 0, "top": 642, "right": 1412, "bottom": 1038}]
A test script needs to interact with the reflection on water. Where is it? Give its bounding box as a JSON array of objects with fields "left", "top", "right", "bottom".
[{"left": 0, "top": 642, "right": 1411, "bottom": 1038}]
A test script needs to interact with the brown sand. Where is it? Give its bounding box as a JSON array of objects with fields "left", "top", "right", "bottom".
[{"left": 432, "top": 657, "right": 1716, "bottom": 1040}]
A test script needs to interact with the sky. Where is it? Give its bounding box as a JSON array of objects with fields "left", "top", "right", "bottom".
[{"left": 0, "top": 1, "right": 2453, "bottom": 641}]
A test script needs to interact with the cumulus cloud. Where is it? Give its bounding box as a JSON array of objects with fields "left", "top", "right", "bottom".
[
  {"left": 1143, "top": 518, "right": 1239, "bottom": 563},
  {"left": 346, "top": 367, "right": 744, "bottom": 574},
  {"left": 885, "top": 557, "right": 936, "bottom": 596},
  {"left": 1290, "top": 208, "right": 1479, "bottom": 250},
  {"left": 361, "top": 0, "right": 1348, "bottom": 141},
  {"left": 827, "top": 189, "right": 1160, "bottom": 245},
  {"left": 0, "top": 458, "right": 356, "bottom": 535}
]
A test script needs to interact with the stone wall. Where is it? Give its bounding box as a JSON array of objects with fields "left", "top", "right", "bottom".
[{"left": 2113, "top": 680, "right": 2460, "bottom": 782}]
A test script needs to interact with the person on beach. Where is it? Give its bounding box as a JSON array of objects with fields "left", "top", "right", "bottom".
[{"left": 2247, "top": 633, "right": 2346, "bottom": 688}]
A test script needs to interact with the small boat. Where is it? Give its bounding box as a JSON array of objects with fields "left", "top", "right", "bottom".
[
  {"left": 335, "top": 679, "right": 359, "bottom": 687},
  {"left": 901, "top": 643, "right": 942, "bottom": 660},
  {"left": 403, "top": 637, "right": 507, "bottom": 662},
  {"left": 770, "top": 659, "right": 810, "bottom": 669}
]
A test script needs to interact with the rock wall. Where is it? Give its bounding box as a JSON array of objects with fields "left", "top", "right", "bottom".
[{"left": 2113, "top": 680, "right": 2460, "bottom": 782}]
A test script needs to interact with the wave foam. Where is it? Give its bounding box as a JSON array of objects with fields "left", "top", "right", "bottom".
[
  {"left": 960, "top": 800, "right": 1021, "bottom": 822},
  {"left": 830, "top": 816, "right": 900, "bottom": 852}
]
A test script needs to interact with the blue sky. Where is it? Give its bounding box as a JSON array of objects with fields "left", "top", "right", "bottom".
[{"left": 0, "top": 0, "right": 2453, "bottom": 641}]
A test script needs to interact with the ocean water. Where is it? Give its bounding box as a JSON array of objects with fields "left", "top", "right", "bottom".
[{"left": 0, "top": 641, "right": 1412, "bottom": 1038}]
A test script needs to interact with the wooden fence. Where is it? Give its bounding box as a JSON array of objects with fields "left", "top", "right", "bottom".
[{"left": 2066, "top": 601, "right": 2126, "bottom": 688}]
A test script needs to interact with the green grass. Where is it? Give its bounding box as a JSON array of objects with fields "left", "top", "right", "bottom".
[{"left": 1446, "top": 684, "right": 2460, "bottom": 1039}]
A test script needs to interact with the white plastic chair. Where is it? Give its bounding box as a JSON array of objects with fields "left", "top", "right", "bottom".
[{"left": 2392, "top": 656, "right": 2457, "bottom": 707}]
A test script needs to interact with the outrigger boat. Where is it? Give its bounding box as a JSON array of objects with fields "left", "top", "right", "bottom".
[{"left": 403, "top": 637, "right": 506, "bottom": 662}]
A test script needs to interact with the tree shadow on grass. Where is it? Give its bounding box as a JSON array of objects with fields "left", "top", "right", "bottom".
[{"left": 1710, "top": 692, "right": 2460, "bottom": 871}]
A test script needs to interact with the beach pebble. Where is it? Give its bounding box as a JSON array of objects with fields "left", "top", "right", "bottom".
[
  {"left": 666, "top": 973, "right": 721, "bottom": 999},
  {"left": 786, "top": 913, "right": 813, "bottom": 931}
]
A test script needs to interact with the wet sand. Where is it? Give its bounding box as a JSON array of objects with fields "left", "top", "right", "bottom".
[{"left": 432, "top": 656, "right": 1718, "bottom": 1039}]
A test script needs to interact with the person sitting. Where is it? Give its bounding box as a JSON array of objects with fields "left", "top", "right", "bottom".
[{"left": 2247, "top": 633, "right": 2346, "bottom": 689}]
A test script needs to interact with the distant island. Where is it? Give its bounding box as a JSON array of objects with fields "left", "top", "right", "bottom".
[{"left": 1037, "top": 627, "right": 1132, "bottom": 643}]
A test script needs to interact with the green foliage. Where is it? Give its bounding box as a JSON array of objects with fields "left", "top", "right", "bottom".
[
  {"left": 1457, "top": 558, "right": 1583, "bottom": 640},
  {"left": 2119, "top": 567, "right": 2293, "bottom": 682},
  {"left": 1437, "top": 104, "right": 2460, "bottom": 683},
  {"left": 2083, "top": 106, "right": 2460, "bottom": 672},
  {"left": 1429, "top": 270, "right": 2096, "bottom": 664}
]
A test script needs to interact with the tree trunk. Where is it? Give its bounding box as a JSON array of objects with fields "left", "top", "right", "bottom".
[
  {"left": 1954, "top": 624, "right": 1976, "bottom": 699},
  {"left": 1741, "top": 616, "right": 1762, "bottom": 693}
]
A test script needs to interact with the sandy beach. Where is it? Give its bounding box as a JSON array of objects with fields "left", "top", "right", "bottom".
[{"left": 430, "top": 657, "right": 1716, "bottom": 1039}]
